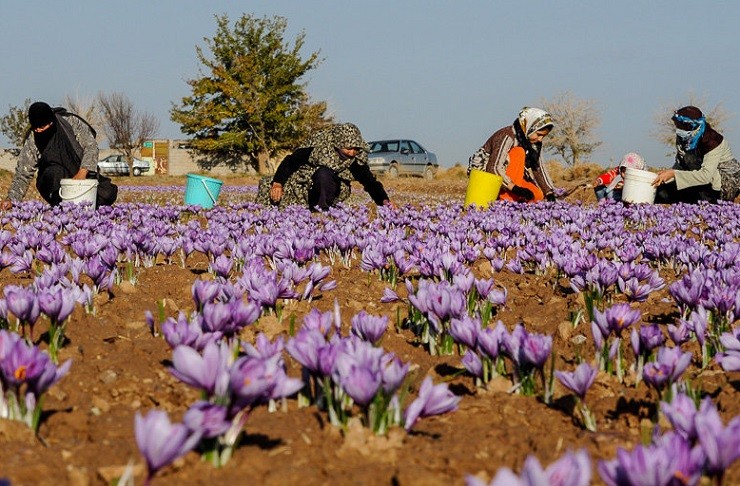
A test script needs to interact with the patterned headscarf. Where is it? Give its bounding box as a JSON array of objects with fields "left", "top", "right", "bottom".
[
  {"left": 607, "top": 152, "right": 646, "bottom": 192},
  {"left": 301, "top": 122, "right": 369, "bottom": 167},
  {"left": 672, "top": 106, "right": 706, "bottom": 151},
  {"left": 518, "top": 107, "right": 554, "bottom": 138}
]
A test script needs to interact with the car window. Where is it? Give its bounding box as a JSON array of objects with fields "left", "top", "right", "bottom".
[
  {"left": 399, "top": 141, "right": 411, "bottom": 153},
  {"left": 386, "top": 141, "right": 399, "bottom": 152},
  {"left": 409, "top": 141, "right": 424, "bottom": 154}
]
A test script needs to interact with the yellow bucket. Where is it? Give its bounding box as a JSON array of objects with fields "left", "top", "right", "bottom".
[{"left": 464, "top": 169, "right": 503, "bottom": 208}]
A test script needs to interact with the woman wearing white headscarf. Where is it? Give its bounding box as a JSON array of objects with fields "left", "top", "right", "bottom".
[{"left": 468, "top": 107, "right": 558, "bottom": 202}]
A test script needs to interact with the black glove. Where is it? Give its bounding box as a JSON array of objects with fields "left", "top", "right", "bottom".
[
  {"left": 546, "top": 193, "right": 557, "bottom": 202},
  {"left": 511, "top": 185, "right": 534, "bottom": 200}
]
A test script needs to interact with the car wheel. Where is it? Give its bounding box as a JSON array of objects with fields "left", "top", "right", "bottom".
[
  {"left": 133, "top": 167, "right": 142, "bottom": 176},
  {"left": 423, "top": 166, "right": 435, "bottom": 180},
  {"left": 388, "top": 164, "right": 399, "bottom": 178}
]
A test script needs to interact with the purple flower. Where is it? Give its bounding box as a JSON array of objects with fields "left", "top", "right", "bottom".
[
  {"left": 340, "top": 365, "right": 382, "bottom": 406},
  {"left": 643, "top": 346, "right": 692, "bottom": 391},
  {"left": 134, "top": 410, "right": 201, "bottom": 482},
  {"left": 242, "top": 333, "right": 284, "bottom": 360},
  {"left": 183, "top": 401, "right": 231, "bottom": 439},
  {"left": 228, "top": 354, "right": 282, "bottom": 410},
  {"left": 169, "top": 342, "right": 230, "bottom": 397},
  {"left": 630, "top": 324, "right": 665, "bottom": 358},
  {"left": 380, "top": 287, "right": 401, "bottom": 303},
  {"left": 592, "top": 303, "right": 642, "bottom": 336},
  {"left": 37, "top": 286, "right": 76, "bottom": 324},
  {"left": 695, "top": 398, "right": 740, "bottom": 476},
  {"left": 544, "top": 449, "right": 592, "bottom": 486},
  {"left": 660, "top": 392, "right": 698, "bottom": 441},
  {"left": 379, "top": 353, "right": 409, "bottom": 394},
  {"left": 404, "top": 376, "right": 460, "bottom": 431},
  {"left": 462, "top": 349, "right": 483, "bottom": 378},
  {"left": 350, "top": 311, "right": 388, "bottom": 345},
  {"left": 476, "top": 321, "right": 506, "bottom": 360},
  {"left": 286, "top": 329, "right": 327, "bottom": 375},
  {"left": 555, "top": 363, "right": 597, "bottom": 401},
  {"left": 191, "top": 279, "right": 222, "bottom": 309},
  {"left": 521, "top": 332, "right": 552, "bottom": 369},
  {"left": 449, "top": 316, "right": 481, "bottom": 349}
]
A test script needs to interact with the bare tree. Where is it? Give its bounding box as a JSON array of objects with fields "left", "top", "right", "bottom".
[
  {"left": 97, "top": 92, "right": 159, "bottom": 175},
  {"left": 651, "top": 92, "right": 731, "bottom": 155},
  {"left": 64, "top": 94, "right": 104, "bottom": 141},
  {"left": 539, "top": 91, "right": 602, "bottom": 166}
]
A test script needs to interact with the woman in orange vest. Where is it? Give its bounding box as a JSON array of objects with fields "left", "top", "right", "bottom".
[{"left": 468, "top": 107, "right": 558, "bottom": 202}]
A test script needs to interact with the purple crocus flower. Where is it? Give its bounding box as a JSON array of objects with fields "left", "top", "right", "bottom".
[
  {"left": 642, "top": 346, "right": 693, "bottom": 391},
  {"left": 3, "top": 286, "right": 40, "bottom": 335},
  {"left": 630, "top": 324, "right": 665, "bottom": 358},
  {"left": 37, "top": 286, "right": 76, "bottom": 324},
  {"left": 340, "top": 365, "right": 382, "bottom": 407},
  {"left": 476, "top": 320, "right": 506, "bottom": 360},
  {"left": 544, "top": 449, "right": 592, "bottom": 486},
  {"left": 660, "top": 392, "right": 698, "bottom": 441},
  {"left": 715, "top": 351, "right": 740, "bottom": 372},
  {"left": 182, "top": 401, "right": 231, "bottom": 439},
  {"left": 350, "top": 311, "right": 388, "bottom": 345},
  {"left": 380, "top": 287, "right": 401, "bottom": 303},
  {"left": 228, "top": 354, "right": 282, "bottom": 411},
  {"left": 242, "top": 333, "right": 284, "bottom": 360},
  {"left": 191, "top": 279, "right": 222, "bottom": 310},
  {"left": 379, "top": 353, "right": 409, "bottom": 394},
  {"left": 404, "top": 376, "right": 460, "bottom": 431},
  {"left": 301, "top": 308, "right": 335, "bottom": 336},
  {"left": 449, "top": 316, "right": 481, "bottom": 350},
  {"left": 592, "top": 303, "right": 642, "bottom": 336},
  {"left": 169, "top": 342, "right": 230, "bottom": 397},
  {"left": 695, "top": 398, "right": 740, "bottom": 476},
  {"left": 462, "top": 349, "right": 483, "bottom": 378},
  {"left": 134, "top": 410, "right": 201, "bottom": 484},
  {"left": 521, "top": 332, "right": 552, "bottom": 369},
  {"left": 285, "top": 328, "right": 327, "bottom": 375},
  {"left": 555, "top": 362, "right": 597, "bottom": 401}
]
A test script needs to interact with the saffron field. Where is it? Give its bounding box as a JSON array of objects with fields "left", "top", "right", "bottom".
[{"left": 0, "top": 171, "right": 738, "bottom": 485}]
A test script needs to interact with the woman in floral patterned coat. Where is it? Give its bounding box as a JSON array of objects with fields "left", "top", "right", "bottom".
[{"left": 258, "top": 123, "right": 395, "bottom": 210}]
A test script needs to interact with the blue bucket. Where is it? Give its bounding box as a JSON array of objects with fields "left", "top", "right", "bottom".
[{"left": 184, "top": 174, "right": 223, "bottom": 209}]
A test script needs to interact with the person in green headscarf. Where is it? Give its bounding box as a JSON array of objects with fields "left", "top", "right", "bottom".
[{"left": 257, "top": 123, "right": 395, "bottom": 210}]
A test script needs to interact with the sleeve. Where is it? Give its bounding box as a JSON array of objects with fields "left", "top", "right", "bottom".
[
  {"left": 350, "top": 162, "right": 389, "bottom": 205},
  {"left": 674, "top": 142, "right": 728, "bottom": 191},
  {"left": 595, "top": 167, "right": 618, "bottom": 187},
  {"left": 532, "top": 156, "right": 556, "bottom": 195},
  {"left": 272, "top": 148, "right": 312, "bottom": 185},
  {"left": 6, "top": 138, "right": 39, "bottom": 201},
  {"left": 70, "top": 117, "right": 99, "bottom": 172},
  {"left": 483, "top": 128, "right": 516, "bottom": 187}
]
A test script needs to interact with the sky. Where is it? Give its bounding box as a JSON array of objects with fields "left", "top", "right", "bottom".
[{"left": 1, "top": 1, "right": 739, "bottom": 169}]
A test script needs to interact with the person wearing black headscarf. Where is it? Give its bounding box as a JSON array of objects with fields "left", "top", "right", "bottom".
[
  {"left": 1, "top": 101, "right": 108, "bottom": 208},
  {"left": 653, "top": 105, "right": 740, "bottom": 203}
]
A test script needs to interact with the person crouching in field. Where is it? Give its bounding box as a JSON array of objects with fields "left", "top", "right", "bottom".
[
  {"left": 257, "top": 123, "right": 395, "bottom": 211},
  {"left": 468, "top": 107, "right": 559, "bottom": 203},
  {"left": 593, "top": 152, "right": 646, "bottom": 202},
  {"left": 652, "top": 106, "right": 740, "bottom": 204}
]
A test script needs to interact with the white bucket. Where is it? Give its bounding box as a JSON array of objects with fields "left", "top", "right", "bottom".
[
  {"left": 59, "top": 179, "right": 98, "bottom": 205},
  {"left": 621, "top": 168, "right": 657, "bottom": 204}
]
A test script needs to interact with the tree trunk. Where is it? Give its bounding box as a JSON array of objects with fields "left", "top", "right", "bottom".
[{"left": 256, "top": 151, "right": 271, "bottom": 175}]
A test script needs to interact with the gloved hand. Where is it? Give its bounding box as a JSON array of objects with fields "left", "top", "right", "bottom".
[
  {"left": 546, "top": 193, "right": 557, "bottom": 202},
  {"left": 511, "top": 185, "right": 534, "bottom": 200}
]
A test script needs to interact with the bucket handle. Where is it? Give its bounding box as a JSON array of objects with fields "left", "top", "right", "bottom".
[
  {"left": 201, "top": 178, "right": 218, "bottom": 205},
  {"left": 59, "top": 183, "right": 97, "bottom": 201}
]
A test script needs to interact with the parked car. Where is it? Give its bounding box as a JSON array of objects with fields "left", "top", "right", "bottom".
[
  {"left": 97, "top": 154, "right": 151, "bottom": 176},
  {"left": 367, "top": 139, "right": 439, "bottom": 179}
]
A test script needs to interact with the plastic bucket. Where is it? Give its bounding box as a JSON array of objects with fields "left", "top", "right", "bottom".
[
  {"left": 184, "top": 174, "right": 223, "bottom": 209},
  {"left": 464, "top": 169, "right": 503, "bottom": 208},
  {"left": 59, "top": 179, "right": 98, "bottom": 205},
  {"left": 621, "top": 168, "right": 658, "bottom": 204}
]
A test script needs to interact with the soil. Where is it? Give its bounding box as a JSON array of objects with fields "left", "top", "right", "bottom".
[{"left": 0, "top": 168, "right": 738, "bottom": 486}]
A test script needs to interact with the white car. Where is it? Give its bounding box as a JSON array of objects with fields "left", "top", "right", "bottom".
[{"left": 98, "top": 154, "right": 150, "bottom": 176}]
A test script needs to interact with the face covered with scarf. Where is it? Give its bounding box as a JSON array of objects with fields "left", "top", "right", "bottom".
[
  {"left": 672, "top": 106, "right": 706, "bottom": 151},
  {"left": 302, "top": 122, "right": 370, "bottom": 167},
  {"left": 28, "top": 101, "right": 58, "bottom": 152}
]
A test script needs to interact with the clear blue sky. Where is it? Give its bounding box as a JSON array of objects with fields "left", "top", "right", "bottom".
[{"left": 1, "top": 1, "right": 738, "bottom": 168}]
